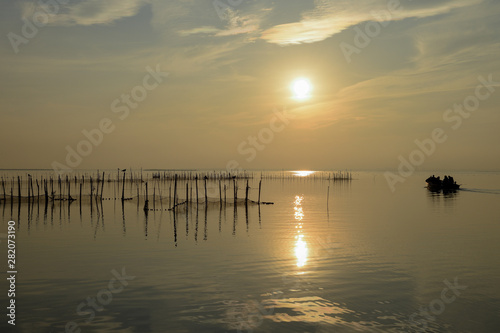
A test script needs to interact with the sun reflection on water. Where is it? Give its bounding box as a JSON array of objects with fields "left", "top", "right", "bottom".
[
  {"left": 293, "top": 196, "right": 308, "bottom": 268},
  {"left": 292, "top": 170, "right": 315, "bottom": 177}
]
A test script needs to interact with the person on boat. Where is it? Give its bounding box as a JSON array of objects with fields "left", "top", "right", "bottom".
[{"left": 427, "top": 175, "right": 439, "bottom": 185}]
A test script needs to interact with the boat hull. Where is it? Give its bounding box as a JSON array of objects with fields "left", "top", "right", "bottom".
[{"left": 426, "top": 182, "right": 460, "bottom": 191}]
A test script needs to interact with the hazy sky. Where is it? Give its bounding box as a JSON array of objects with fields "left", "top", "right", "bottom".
[{"left": 1, "top": 0, "right": 499, "bottom": 172}]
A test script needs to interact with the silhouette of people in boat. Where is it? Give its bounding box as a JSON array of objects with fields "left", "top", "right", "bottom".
[{"left": 425, "top": 175, "right": 459, "bottom": 190}]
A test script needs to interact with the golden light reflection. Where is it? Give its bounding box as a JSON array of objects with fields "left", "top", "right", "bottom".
[
  {"left": 292, "top": 170, "right": 315, "bottom": 177},
  {"left": 293, "top": 195, "right": 308, "bottom": 268}
]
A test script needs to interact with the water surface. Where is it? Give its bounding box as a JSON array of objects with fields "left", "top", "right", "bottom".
[{"left": 1, "top": 170, "right": 499, "bottom": 332}]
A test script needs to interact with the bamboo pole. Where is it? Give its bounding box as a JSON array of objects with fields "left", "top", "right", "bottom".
[
  {"left": 90, "top": 176, "right": 93, "bottom": 198},
  {"left": 158, "top": 182, "right": 163, "bottom": 209},
  {"left": 17, "top": 176, "right": 21, "bottom": 202},
  {"left": 233, "top": 179, "right": 237, "bottom": 203},
  {"left": 219, "top": 179, "right": 222, "bottom": 207},
  {"left": 121, "top": 172, "right": 126, "bottom": 201},
  {"left": 101, "top": 172, "right": 105, "bottom": 199},
  {"left": 327, "top": 185, "right": 330, "bottom": 208},
  {"left": 27, "top": 176, "right": 31, "bottom": 202},
  {"left": 204, "top": 177, "right": 207, "bottom": 204},
  {"left": 143, "top": 182, "right": 149, "bottom": 211},
  {"left": 258, "top": 180, "right": 262, "bottom": 205},
  {"left": 31, "top": 177, "right": 34, "bottom": 201},
  {"left": 174, "top": 174, "right": 178, "bottom": 207},
  {"left": 195, "top": 175, "right": 199, "bottom": 205},
  {"left": 245, "top": 180, "right": 249, "bottom": 205},
  {"left": 2, "top": 178, "right": 5, "bottom": 202}
]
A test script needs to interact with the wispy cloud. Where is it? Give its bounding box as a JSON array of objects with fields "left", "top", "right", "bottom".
[
  {"left": 215, "top": 8, "right": 261, "bottom": 37},
  {"left": 177, "top": 12, "right": 261, "bottom": 38},
  {"left": 178, "top": 26, "right": 221, "bottom": 36},
  {"left": 21, "top": 0, "right": 149, "bottom": 26},
  {"left": 260, "top": 0, "right": 482, "bottom": 45}
]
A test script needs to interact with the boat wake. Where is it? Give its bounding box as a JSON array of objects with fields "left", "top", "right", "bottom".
[{"left": 459, "top": 188, "right": 500, "bottom": 195}]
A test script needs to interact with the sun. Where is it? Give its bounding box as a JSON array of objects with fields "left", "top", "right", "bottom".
[{"left": 291, "top": 78, "right": 312, "bottom": 100}]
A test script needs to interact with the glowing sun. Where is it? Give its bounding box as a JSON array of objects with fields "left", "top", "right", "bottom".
[{"left": 291, "top": 78, "right": 312, "bottom": 100}]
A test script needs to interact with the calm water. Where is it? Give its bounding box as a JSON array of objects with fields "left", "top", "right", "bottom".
[{"left": 1, "top": 170, "right": 500, "bottom": 332}]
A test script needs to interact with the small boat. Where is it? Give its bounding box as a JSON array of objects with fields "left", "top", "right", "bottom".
[{"left": 426, "top": 175, "right": 460, "bottom": 191}]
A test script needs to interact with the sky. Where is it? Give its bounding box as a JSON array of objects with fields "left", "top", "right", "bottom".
[{"left": 0, "top": 0, "right": 499, "bottom": 172}]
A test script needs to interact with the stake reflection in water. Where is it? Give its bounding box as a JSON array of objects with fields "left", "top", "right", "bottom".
[{"left": 293, "top": 195, "right": 308, "bottom": 268}]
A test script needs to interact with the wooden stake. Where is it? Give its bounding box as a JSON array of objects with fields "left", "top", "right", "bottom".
[
  {"left": 174, "top": 174, "right": 178, "bottom": 207},
  {"left": 204, "top": 177, "right": 207, "bottom": 204},
  {"left": 68, "top": 180, "right": 71, "bottom": 201},
  {"left": 327, "top": 185, "right": 330, "bottom": 208},
  {"left": 101, "top": 172, "right": 105, "bottom": 199},
  {"left": 233, "top": 179, "right": 237, "bottom": 204},
  {"left": 44, "top": 179, "right": 48, "bottom": 202},
  {"left": 17, "top": 176, "right": 21, "bottom": 202},
  {"left": 143, "top": 182, "right": 149, "bottom": 211},
  {"left": 121, "top": 172, "right": 126, "bottom": 201},
  {"left": 258, "top": 180, "right": 262, "bottom": 205},
  {"left": 219, "top": 179, "right": 222, "bottom": 207},
  {"left": 245, "top": 180, "right": 249, "bottom": 205},
  {"left": 2, "top": 178, "right": 5, "bottom": 202},
  {"left": 195, "top": 175, "right": 199, "bottom": 205},
  {"left": 90, "top": 176, "right": 93, "bottom": 198},
  {"left": 27, "top": 176, "right": 31, "bottom": 202}
]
